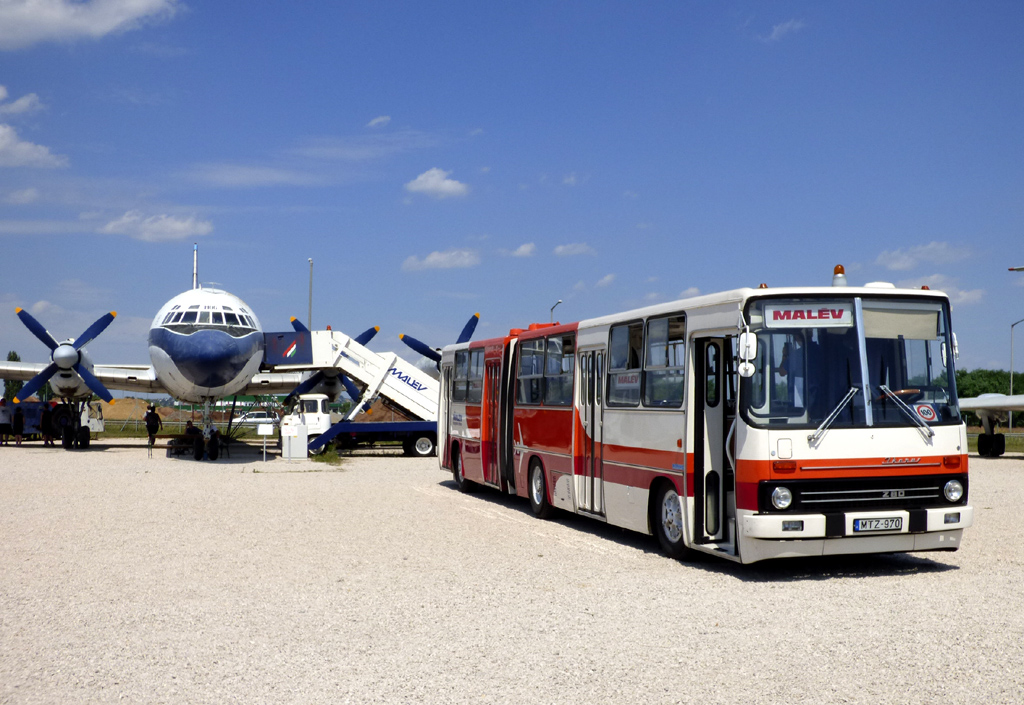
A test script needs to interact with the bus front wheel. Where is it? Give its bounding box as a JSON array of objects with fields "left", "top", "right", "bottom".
[
  {"left": 528, "top": 460, "right": 553, "bottom": 519},
  {"left": 652, "top": 483, "right": 692, "bottom": 559},
  {"left": 453, "top": 447, "right": 475, "bottom": 493}
]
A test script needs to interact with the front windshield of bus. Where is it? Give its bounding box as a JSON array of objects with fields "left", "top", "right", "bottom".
[{"left": 741, "top": 296, "right": 960, "bottom": 429}]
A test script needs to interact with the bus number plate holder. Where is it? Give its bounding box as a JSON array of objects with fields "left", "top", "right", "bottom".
[{"left": 853, "top": 517, "right": 902, "bottom": 533}]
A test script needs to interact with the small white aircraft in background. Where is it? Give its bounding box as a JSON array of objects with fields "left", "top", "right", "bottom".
[
  {"left": 958, "top": 394, "right": 1024, "bottom": 457},
  {"left": 0, "top": 246, "right": 342, "bottom": 458}
]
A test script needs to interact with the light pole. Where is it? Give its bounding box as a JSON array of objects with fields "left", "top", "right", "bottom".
[
  {"left": 1011, "top": 317, "right": 1024, "bottom": 431},
  {"left": 308, "top": 258, "right": 314, "bottom": 330},
  {"left": 550, "top": 299, "right": 562, "bottom": 323}
]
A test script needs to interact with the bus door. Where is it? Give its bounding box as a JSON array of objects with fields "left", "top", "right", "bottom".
[
  {"left": 577, "top": 349, "right": 605, "bottom": 515},
  {"left": 693, "top": 337, "right": 725, "bottom": 543},
  {"left": 442, "top": 365, "right": 453, "bottom": 468},
  {"left": 484, "top": 360, "right": 500, "bottom": 485}
]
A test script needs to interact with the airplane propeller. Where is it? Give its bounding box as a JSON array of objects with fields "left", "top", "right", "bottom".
[
  {"left": 399, "top": 313, "right": 480, "bottom": 368},
  {"left": 283, "top": 318, "right": 379, "bottom": 406},
  {"left": 13, "top": 308, "right": 117, "bottom": 404}
]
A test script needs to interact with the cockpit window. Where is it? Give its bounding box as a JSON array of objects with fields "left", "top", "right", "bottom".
[
  {"left": 180, "top": 311, "right": 197, "bottom": 324},
  {"left": 224, "top": 313, "right": 239, "bottom": 325},
  {"left": 198, "top": 311, "right": 210, "bottom": 324},
  {"left": 162, "top": 313, "right": 174, "bottom": 324},
  {"left": 212, "top": 312, "right": 224, "bottom": 325}
]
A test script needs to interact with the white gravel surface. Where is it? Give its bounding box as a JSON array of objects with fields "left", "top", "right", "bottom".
[{"left": 1, "top": 439, "right": 1022, "bottom": 704}]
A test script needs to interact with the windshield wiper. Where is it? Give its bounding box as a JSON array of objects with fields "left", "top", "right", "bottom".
[
  {"left": 808, "top": 386, "right": 859, "bottom": 446},
  {"left": 879, "top": 384, "right": 934, "bottom": 440}
]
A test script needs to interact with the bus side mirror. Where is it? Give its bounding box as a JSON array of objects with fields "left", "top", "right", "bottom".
[{"left": 738, "top": 331, "right": 757, "bottom": 378}]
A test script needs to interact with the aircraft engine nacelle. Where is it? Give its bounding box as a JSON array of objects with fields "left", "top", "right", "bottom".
[{"left": 47, "top": 343, "right": 96, "bottom": 399}]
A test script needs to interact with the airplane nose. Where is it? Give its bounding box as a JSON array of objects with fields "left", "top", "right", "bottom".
[{"left": 148, "top": 328, "right": 261, "bottom": 389}]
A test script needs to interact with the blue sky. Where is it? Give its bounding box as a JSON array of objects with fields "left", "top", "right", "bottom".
[{"left": 1, "top": 1, "right": 1022, "bottom": 380}]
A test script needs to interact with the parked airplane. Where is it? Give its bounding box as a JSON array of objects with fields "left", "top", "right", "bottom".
[
  {"left": 0, "top": 247, "right": 310, "bottom": 457},
  {"left": 959, "top": 393, "right": 1024, "bottom": 457}
]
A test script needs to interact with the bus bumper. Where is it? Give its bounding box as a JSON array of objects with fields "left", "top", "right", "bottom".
[{"left": 735, "top": 506, "right": 973, "bottom": 564}]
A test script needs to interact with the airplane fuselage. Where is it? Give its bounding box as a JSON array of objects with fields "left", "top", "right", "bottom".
[{"left": 148, "top": 288, "right": 265, "bottom": 403}]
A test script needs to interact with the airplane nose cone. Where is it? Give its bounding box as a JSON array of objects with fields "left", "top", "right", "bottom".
[{"left": 52, "top": 344, "right": 79, "bottom": 370}]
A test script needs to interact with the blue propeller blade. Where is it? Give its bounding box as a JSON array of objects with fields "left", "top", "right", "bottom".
[
  {"left": 354, "top": 326, "right": 379, "bottom": 346},
  {"left": 288, "top": 370, "right": 326, "bottom": 399},
  {"left": 73, "top": 363, "right": 114, "bottom": 403},
  {"left": 456, "top": 313, "right": 480, "bottom": 344},
  {"left": 15, "top": 308, "right": 59, "bottom": 350},
  {"left": 12, "top": 362, "right": 58, "bottom": 403},
  {"left": 73, "top": 312, "right": 117, "bottom": 350},
  {"left": 399, "top": 334, "right": 442, "bottom": 363},
  {"left": 290, "top": 317, "right": 309, "bottom": 333}
]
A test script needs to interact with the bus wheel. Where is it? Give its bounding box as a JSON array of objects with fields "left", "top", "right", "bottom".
[
  {"left": 652, "top": 483, "right": 691, "bottom": 559},
  {"left": 528, "top": 460, "right": 553, "bottom": 519},
  {"left": 411, "top": 434, "right": 435, "bottom": 458},
  {"left": 453, "top": 447, "right": 475, "bottom": 493}
]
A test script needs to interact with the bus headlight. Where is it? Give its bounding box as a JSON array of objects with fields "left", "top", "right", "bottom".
[
  {"left": 771, "top": 486, "right": 793, "bottom": 510},
  {"left": 943, "top": 480, "right": 964, "bottom": 503}
]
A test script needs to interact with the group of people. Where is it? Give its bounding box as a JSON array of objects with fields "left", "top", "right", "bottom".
[{"left": 0, "top": 398, "right": 57, "bottom": 446}]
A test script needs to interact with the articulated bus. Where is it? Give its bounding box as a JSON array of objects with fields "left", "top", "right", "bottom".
[{"left": 438, "top": 269, "right": 972, "bottom": 563}]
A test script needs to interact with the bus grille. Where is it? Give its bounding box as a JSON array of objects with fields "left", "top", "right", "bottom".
[{"left": 758, "top": 474, "right": 968, "bottom": 514}]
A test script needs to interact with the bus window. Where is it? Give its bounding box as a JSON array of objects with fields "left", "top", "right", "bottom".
[
  {"left": 643, "top": 315, "right": 685, "bottom": 408},
  {"left": 453, "top": 350, "right": 469, "bottom": 402},
  {"left": 705, "top": 343, "right": 720, "bottom": 408},
  {"left": 544, "top": 334, "right": 575, "bottom": 406},
  {"left": 608, "top": 321, "right": 643, "bottom": 406},
  {"left": 517, "top": 339, "right": 545, "bottom": 405},
  {"left": 467, "top": 349, "right": 484, "bottom": 404}
]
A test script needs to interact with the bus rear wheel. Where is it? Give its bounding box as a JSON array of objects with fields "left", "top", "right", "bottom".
[
  {"left": 652, "top": 483, "right": 692, "bottom": 559},
  {"left": 528, "top": 460, "right": 553, "bottom": 519}
]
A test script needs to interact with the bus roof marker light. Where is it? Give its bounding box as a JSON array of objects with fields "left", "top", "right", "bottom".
[{"left": 832, "top": 265, "right": 848, "bottom": 287}]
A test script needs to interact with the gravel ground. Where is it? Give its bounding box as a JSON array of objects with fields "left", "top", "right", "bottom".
[{"left": 1, "top": 440, "right": 1022, "bottom": 705}]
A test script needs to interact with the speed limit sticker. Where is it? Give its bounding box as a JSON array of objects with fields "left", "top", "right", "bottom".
[{"left": 915, "top": 404, "right": 937, "bottom": 423}]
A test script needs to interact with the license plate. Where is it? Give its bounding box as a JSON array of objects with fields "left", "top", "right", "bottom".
[{"left": 853, "top": 517, "right": 903, "bottom": 532}]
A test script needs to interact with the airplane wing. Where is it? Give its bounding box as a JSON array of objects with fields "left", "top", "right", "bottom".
[
  {"left": 0, "top": 361, "right": 167, "bottom": 397},
  {"left": 0, "top": 361, "right": 48, "bottom": 383},
  {"left": 242, "top": 371, "right": 307, "bottom": 396},
  {"left": 958, "top": 394, "right": 1024, "bottom": 414}
]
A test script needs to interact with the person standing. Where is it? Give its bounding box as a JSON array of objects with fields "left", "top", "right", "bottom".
[
  {"left": 40, "top": 403, "right": 54, "bottom": 446},
  {"left": 12, "top": 405, "right": 24, "bottom": 446},
  {"left": 144, "top": 405, "right": 163, "bottom": 447},
  {"left": 0, "top": 399, "right": 11, "bottom": 446}
]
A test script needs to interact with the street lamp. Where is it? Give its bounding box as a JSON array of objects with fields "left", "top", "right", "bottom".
[
  {"left": 1011, "top": 317, "right": 1024, "bottom": 431},
  {"left": 308, "top": 258, "right": 314, "bottom": 330},
  {"left": 550, "top": 299, "right": 562, "bottom": 323}
]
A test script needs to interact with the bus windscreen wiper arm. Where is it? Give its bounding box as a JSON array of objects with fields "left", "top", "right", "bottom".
[
  {"left": 879, "top": 384, "right": 934, "bottom": 440},
  {"left": 808, "top": 386, "right": 859, "bottom": 446}
]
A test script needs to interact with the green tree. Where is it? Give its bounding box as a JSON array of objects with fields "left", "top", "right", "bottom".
[{"left": 4, "top": 351, "right": 24, "bottom": 402}]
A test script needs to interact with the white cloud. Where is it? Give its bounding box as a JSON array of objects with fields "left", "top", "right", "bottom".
[
  {"left": 895, "top": 274, "right": 983, "bottom": 305},
  {"left": 563, "top": 172, "right": 577, "bottom": 186},
  {"left": 596, "top": 274, "right": 616, "bottom": 288},
  {"left": 0, "top": 0, "right": 180, "bottom": 51},
  {"left": 402, "top": 248, "right": 480, "bottom": 271},
  {"left": 505, "top": 242, "right": 535, "bottom": 258},
  {"left": 554, "top": 242, "right": 595, "bottom": 257},
  {"left": 573, "top": 281, "right": 587, "bottom": 292},
  {"left": 876, "top": 241, "right": 971, "bottom": 271},
  {"left": 0, "top": 124, "right": 67, "bottom": 167},
  {"left": 99, "top": 210, "right": 213, "bottom": 242},
  {"left": 404, "top": 168, "right": 469, "bottom": 199},
  {"left": 4, "top": 187, "right": 39, "bottom": 204},
  {"left": 186, "top": 163, "right": 318, "bottom": 187},
  {"left": 367, "top": 115, "right": 391, "bottom": 128},
  {"left": 764, "top": 19, "right": 806, "bottom": 42},
  {"left": 0, "top": 87, "right": 43, "bottom": 115},
  {"left": 680, "top": 286, "right": 701, "bottom": 298}
]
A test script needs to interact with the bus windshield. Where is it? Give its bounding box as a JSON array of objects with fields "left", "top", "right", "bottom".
[{"left": 741, "top": 297, "right": 960, "bottom": 429}]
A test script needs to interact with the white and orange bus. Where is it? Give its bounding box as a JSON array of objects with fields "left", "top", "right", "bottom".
[{"left": 439, "top": 269, "right": 972, "bottom": 563}]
